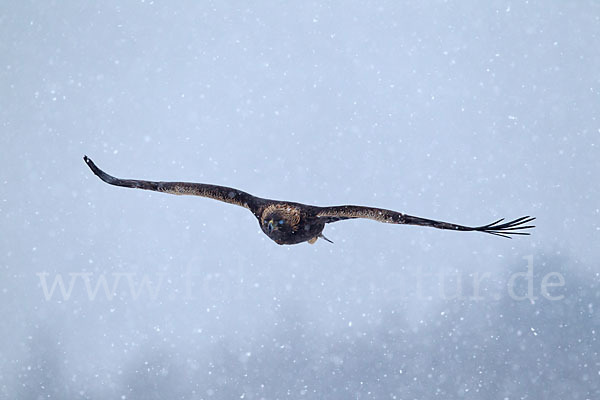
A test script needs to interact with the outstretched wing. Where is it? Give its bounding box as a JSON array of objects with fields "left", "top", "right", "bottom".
[
  {"left": 316, "top": 205, "right": 535, "bottom": 238},
  {"left": 83, "top": 156, "right": 263, "bottom": 214}
]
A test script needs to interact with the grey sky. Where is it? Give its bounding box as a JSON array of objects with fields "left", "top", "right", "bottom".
[{"left": 2, "top": 1, "right": 599, "bottom": 398}]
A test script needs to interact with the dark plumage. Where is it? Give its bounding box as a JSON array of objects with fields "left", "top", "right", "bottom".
[{"left": 83, "top": 156, "right": 535, "bottom": 245}]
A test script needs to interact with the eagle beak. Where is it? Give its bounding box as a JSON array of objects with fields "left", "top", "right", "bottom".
[{"left": 267, "top": 219, "right": 275, "bottom": 233}]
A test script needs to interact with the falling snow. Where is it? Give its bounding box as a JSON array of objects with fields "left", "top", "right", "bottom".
[{"left": 2, "top": 1, "right": 599, "bottom": 399}]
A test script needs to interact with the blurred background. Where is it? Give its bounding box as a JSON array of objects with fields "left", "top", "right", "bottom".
[{"left": 2, "top": 1, "right": 599, "bottom": 398}]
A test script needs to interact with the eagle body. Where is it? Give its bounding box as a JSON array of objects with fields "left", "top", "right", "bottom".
[
  {"left": 83, "top": 156, "right": 535, "bottom": 245},
  {"left": 257, "top": 203, "right": 326, "bottom": 245}
]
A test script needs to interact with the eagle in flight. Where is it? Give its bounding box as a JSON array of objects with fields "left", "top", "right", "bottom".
[{"left": 83, "top": 156, "right": 535, "bottom": 245}]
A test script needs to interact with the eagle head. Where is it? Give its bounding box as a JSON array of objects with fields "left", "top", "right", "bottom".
[{"left": 259, "top": 205, "right": 325, "bottom": 245}]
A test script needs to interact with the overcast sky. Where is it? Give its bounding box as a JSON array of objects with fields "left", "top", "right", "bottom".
[{"left": 2, "top": 1, "right": 599, "bottom": 398}]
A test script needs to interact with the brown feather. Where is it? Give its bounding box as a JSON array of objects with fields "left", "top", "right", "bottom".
[
  {"left": 84, "top": 156, "right": 535, "bottom": 244},
  {"left": 83, "top": 156, "right": 259, "bottom": 213},
  {"left": 261, "top": 204, "right": 301, "bottom": 230}
]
